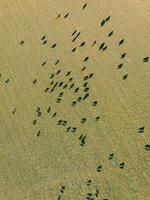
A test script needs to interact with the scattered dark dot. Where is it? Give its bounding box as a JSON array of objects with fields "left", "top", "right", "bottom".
[
  {"left": 56, "top": 14, "right": 61, "bottom": 19},
  {"left": 60, "top": 185, "right": 65, "bottom": 193},
  {"left": 51, "top": 43, "right": 57, "bottom": 48},
  {"left": 50, "top": 81, "right": 54, "bottom": 85},
  {"left": 68, "top": 77, "right": 73, "bottom": 82},
  {"left": 52, "top": 112, "right": 57, "bottom": 117},
  {"left": 95, "top": 189, "right": 99, "bottom": 197},
  {"left": 99, "top": 42, "right": 105, "bottom": 50},
  {"left": 86, "top": 193, "right": 92, "bottom": 199},
  {"left": 58, "top": 81, "right": 63, "bottom": 87},
  {"left": 47, "top": 106, "right": 51, "bottom": 113},
  {"left": 69, "top": 83, "right": 74, "bottom": 89},
  {"left": 12, "top": 108, "right": 16, "bottom": 114},
  {"left": 77, "top": 96, "right": 82, "bottom": 102},
  {"left": 41, "top": 35, "right": 46, "bottom": 40},
  {"left": 57, "top": 120, "right": 62, "bottom": 125},
  {"left": 33, "top": 78, "right": 37, "bottom": 84},
  {"left": 66, "top": 127, "right": 71, "bottom": 132},
  {"left": 83, "top": 56, "right": 89, "bottom": 62},
  {"left": 71, "top": 101, "right": 77, "bottom": 106},
  {"left": 20, "top": 40, "right": 24, "bottom": 45},
  {"left": 71, "top": 127, "right": 77, "bottom": 132},
  {"left": 83, "top": 93, "right": 89, "bottom": 100},
  {"left": 143, "top": 56, "right": 149, "bottom": 62},
  {"left": 71, "top": 30, "right": 77, "bottom": 36},
  {"left": 144, "top": 144, "right": 150, "bottom": 150},
  {"left": 37, "top": 130, "right": 41, "bottom": 137},
  {"left": 138, "top": 127, "right": 145, "bottom": 133},
  {"left": 102, "top": 45, "right": 108, "bottom": 51},
  {"left": 92, "top": 101, "right": 98, "bottom": 106},
  {"left": 82, "top": 2, "right": 87, "bottom": 10},
  {"left": 79, "top": 134, "right": 86, "bottom": 146},
  {"left": 119, "top": 162, "right": 125, "bottom": 169},
  {"left": 74, "top": 87, "right": 79, "bottom": 93},
  {"left": 89, "top": 73, "right": 94, "bottom": 78},
  {"left": 97, "top": 165, "right": 102, "bottom": 172},
  {"left": 81, "top": 118, "right": 86, "bottom": 123},
  {"left": 42, "top": 61, "right": 46, "bottom": 66},
  {"left": 83, "top": 82, "right": 88, "bottom": 87},
  {"left": 119, "top": 38, "right": 125, "bottom": 45},
  {"left": 117, "top": 63, "right": 123, "bottom": 69},
  {"left": 57, "top": 195, "right": 61, "bottom": 200},
  {"left": 84, "top": 87, "right": 89, "bottom": 92},
  {"left": 37, "top": 112, "right": 41, "bottom": 117},
  {"left": 108, "top": 153, "right": 114, "bottom": 160},
  {"left": 120, "top": 52, "right": 127, "bottom": 59},
  {"left": 63, "top": 84, "right": 68, "bottom": 89},
  {"left": 72, "top": 32, "right": 81, "bottom": 42},
  {"left": 5, "top": 79, "right": 10, "bottom": 84},
  {"left": 33, "top": 119, "right": 37, "bottom": 125},
  {"left": 95, "top": 116, "right": 100, "bottom": 121},
  {"left": 64, "top": 12, "right": 69, "bottom": 19},
  {"left": 83, "top": 75, "right": 89, "bottom": 81},
  {"left": 108, "top": 31, "right": 114, "bottom": 37},
  {"left": 56, "top": 69, "right": 61, "bottom": 75},
  {"left": 55, "top": 59, "right": 59, "bottom": 65},
  {"left": 66, "top": 71, "right": 71, "bottom": 76},
  {"left": 101, "top": 19, "right": 105, "bottom": 27},
  {"left": 59, "top": 92, "right": 64, "bottom": 97},
  {"left": 122, "top": 74, "right": 128, "bottom": 80},
  {"left": 80, "top": 41, "right": 86, "bottom": 47},
  {"left": 51, "top": 82, "right": 58, "bottom": 92},
  {"left": 44, "top": 87, "right": 49, "bottom": 92},
  {"left": 72, "top": 47, "right": 77, "bottom": 52},
  {"left": 49, "top": 74, "right": 55, "bottom": 79},
  {"left": 91, "top": 40, "right": 96, "bottom": 47},
  {"left": 105, "top": 16, "right": 111, "bottom": 22},
  {"left": 86, "top": 180, "right": 92, "bottom": 186},
  {"left": 42, "top": 40, "right": 47, "bottom": 44}
]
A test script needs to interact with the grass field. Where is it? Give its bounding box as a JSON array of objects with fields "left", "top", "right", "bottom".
[{"left": 0, "top": 0, "right": 150, "bottom": 199}]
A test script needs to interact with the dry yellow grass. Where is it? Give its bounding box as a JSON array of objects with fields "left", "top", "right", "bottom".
[{"left": 0, "top": 0, "right": 150, "bottom": 199}]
